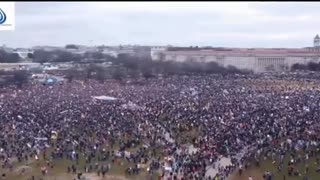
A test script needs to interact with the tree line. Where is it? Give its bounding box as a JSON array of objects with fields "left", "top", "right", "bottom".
[
  {"left": 0, "top": 70, "right": 29, "bottom": 88},
  {"left": 0, "top": 49, "right": 253, "bottom": 87},
  {"left": 291, "top": 62, "right": 320, "bottom": 72},
  {"left": 62, "top": 53, "right": 252, "bottom": 84},
  {"left": 0, "top": 50, "right": 21, "bottom": 63},
  {"left": 31, "top": 49, "right": 117, "bottom": 64}
]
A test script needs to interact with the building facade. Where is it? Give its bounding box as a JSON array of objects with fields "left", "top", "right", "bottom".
[
  {"left": 101, "top": 45, "right": 151, "bottom": 59},
  {"left": 151, "top": 37, "right": 320, "bottom": 73},
  {"left": 14, "top": 48, "right": 33, "bottom": 59}
]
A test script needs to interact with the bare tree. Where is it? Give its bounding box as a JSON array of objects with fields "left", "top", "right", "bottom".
[
  {"left": 65, "top": 68, "right": 79, "bottom": 83},
  {"left": 95, "top": 69, "right": 107, "bottom": 83},
  {"left": 111, "top": 68, "right": 125, "bottom": 82},
  {"left": 33, "top": 50, "right": 53, "bottom": 63},
  {"left": 12, "top": 70, "right": 29, "bottom": 88},
  {"left": 0, "top": 50, "right": 21, "bottom": 63}
]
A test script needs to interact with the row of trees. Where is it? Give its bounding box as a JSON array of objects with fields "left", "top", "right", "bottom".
[
  {"left": 0, "top": 48, "right": 111, "bottom": 64},
  {"left": 65, "top": 64, "right": 113, "bottom": 83},
  {"left": 153, "top": 61, "right": 252, "bottom": 75},
  {"left": 291, "top": 62, "right": 320, "bottom": 72},
  {"left": 62, "top": 53, "right": 252, "bottom": 83},
  {"left": 0, "top": 49, "right": 252, "bottom": 87},
  {"left": 0, "top": 70, "right": 29, "bottom": 88},
  {"left": 32, "top": 49, "right": 117, "bottom": 63},
  {"left": 116, "top": 54, "right": 252, "bottom": 76},
  {"left": 32, "top": 50, "right": 82, "bottom": 63},
  {"left": 0, "top": 50, "right": 21, "bottom": 63}
]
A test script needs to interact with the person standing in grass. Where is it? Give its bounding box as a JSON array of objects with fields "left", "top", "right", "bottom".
[{"left": 238, "top": 165, "right": 243, "bottom": 175}]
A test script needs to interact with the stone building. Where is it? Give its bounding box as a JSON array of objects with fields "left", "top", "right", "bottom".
[{"left": 151, "top": 36, "right": 320, "bottom": 73}]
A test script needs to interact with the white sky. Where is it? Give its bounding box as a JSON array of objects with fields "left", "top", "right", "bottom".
[{"left": 1, "top": 2, "right": 320, "bottom": 48}]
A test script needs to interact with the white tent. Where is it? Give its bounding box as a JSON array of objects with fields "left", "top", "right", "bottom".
[{"left": 92, "top": 96, "right": 118, "bottom": 101}]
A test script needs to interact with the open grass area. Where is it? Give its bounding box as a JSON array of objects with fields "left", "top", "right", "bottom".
[
  {"left": 1, "top": 146, "right": 160, "bottom": 180},
  {"left": 3, "top": 158, "right": 160, "bottom": 180},
  {"left": 230, "top": 151, "right": 320, "bottom": 180}
]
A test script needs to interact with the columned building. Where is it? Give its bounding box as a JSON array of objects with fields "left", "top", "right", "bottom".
[{"left": 151, "top": 36, "right": 320, "bottom": 73}]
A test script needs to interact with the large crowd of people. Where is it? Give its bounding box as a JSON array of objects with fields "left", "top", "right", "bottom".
[{"left": 0, "top": 73, "right": 320, "bottom": 180}]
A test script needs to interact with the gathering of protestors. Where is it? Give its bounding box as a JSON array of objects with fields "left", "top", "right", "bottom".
[{"left": 0, "top": 72, "right": 320, "bottom": 180}]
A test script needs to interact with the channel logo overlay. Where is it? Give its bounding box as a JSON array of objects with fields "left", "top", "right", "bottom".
[
  {"left": 0, "top": 8, "right": 7, "bottom": 24},
  {"left": 0, "top": 2, "right": 15, "bottom": 31}
]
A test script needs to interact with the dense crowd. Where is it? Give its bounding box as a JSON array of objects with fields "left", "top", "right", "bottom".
[{"left": 0, "top": 73, "right": 320, "bottom": 180}]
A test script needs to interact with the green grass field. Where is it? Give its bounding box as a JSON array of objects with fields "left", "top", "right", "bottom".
[
  {"left": 2, "top": 157, "right": 159, "bottom": 180},
  {"left": 1, "top": 145, "right": 161, "bottom": 180},
  {"left": 230, "top": 151, "right": 320, "bottom": 180}
]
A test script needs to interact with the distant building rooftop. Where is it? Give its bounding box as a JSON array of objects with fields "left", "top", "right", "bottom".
[{"left": 164, "top": 47, "right": 320, "bottom": 55}]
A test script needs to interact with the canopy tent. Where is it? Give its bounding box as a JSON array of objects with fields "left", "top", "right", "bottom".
[
  {"left": 40, "top": 76, "right": 63, "bottom": 85},
  {"left": 92, "top": 96, "right": 118, "bottom": 101}
]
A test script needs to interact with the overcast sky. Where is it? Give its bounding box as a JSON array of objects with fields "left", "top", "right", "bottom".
[{"left": 1, "top": 2, "right": 320, "bottom": 48}]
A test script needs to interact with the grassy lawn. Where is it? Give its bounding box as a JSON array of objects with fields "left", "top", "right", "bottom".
[
  {"left": 230, "top": 151, "right": 320, "bottom": 180},
  {"left": 3, "top": 157, "right": 159, "bottom": 180},
  {"left": 1, "top": 145, "right": 160, "bottom": 180}
]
